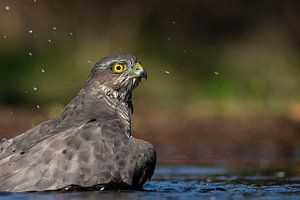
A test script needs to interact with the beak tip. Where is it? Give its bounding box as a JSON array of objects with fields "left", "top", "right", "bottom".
[{"left": 133, "top": 66, "right": 147, "bottom": 81}]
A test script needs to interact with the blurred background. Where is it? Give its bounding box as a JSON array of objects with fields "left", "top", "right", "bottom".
[{"left": 0, "top": 0, "right": 300, "bottom": 172}]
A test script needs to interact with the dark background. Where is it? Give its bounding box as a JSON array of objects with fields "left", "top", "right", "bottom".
[{"left": 0, "top": 0, "right": 300, "bottom": 171}]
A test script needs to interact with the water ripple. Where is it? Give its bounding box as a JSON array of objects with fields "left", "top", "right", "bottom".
[{"left": 0, "top": 166, "right": 299, "bottom": 200}]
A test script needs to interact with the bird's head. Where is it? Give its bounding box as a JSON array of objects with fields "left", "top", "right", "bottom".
[{"left": 86, "top": 54, "right": 147, "bottom": 101}]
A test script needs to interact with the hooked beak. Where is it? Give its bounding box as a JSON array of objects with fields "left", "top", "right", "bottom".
[{"left": 132, "top": 66, "right": 147, "bottom": 81}]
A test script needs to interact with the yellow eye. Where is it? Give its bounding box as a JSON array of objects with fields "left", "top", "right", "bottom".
[
  {"left": 136, "top": 63, "right": 142, "bottom": 70},
  {"left": 112, "top": 63, "right": 126, "bottom": 73}
]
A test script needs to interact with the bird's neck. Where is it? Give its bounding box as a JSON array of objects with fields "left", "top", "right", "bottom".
[
  {"left": 94, "top": 85, "right": 133, "bottom": 137},
  {"left": 111, "top": 98, "right": 132, "bottom": 138},
  {"left": 72, "top": 85, "right": 133, "bottom": 137}
]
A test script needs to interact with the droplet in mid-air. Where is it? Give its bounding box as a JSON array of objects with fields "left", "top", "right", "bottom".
[
  {"left": 41, "top": 68, "right": 45, "bottom": 73},
  {"left": 36, "top": 105, "right": 40, "bottom": 109},
  {"left": 165, "top": 70, "right": 170, "bottom": 74},
  {"left": 28, "top": 30, "right": 33, "bottom": 34},
  {"left": 214, "top": 71, "right": 219, "bottom": 75},
  {"left": 48, "top": 39, "right": 52, "bottom": 43},
  {"left": 33, "top": 86, "right": 38, "bottom": 91},
  {"left": 5, "top": 6, "right": 10, "bottom": 11},
  {"left": 3, "top": 35, "right": 7, "bottom": 39},
  {"left": 52, "top": 26, "right": 57, "bottom": 30},
  {"left": 69, "top": 32, "right": 74, "bottom": 36},
  {"left": 28, "top": 52, "right": 33, "bottom": 56}
]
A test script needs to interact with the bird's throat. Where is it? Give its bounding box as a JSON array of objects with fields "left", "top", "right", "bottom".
[{"left": 96, "top": 85, "right": 133, "bottom": 138}]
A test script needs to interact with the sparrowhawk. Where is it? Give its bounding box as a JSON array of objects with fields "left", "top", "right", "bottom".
[{"left": 0, "top": 54, "right": 156, "bottom": 192}]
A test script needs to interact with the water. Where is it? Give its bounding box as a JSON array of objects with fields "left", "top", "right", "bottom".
[{"left": 0, "top": 166, "right": 299, "bottom": 200}]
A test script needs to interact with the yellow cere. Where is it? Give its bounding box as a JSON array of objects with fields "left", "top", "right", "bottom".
[
  {"left": 136, "top": 63, "right": 142, "bottom": 70},
  {"left": 113, "top": 63, "right": 126, "bottom": 73}
]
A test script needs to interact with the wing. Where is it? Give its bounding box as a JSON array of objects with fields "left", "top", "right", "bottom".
[
  {"left": 0, "top": 94, "right": 155, "bottom": 192},
  {"left": 0, "top": 121, "right": 49, "bottom": 160},
  {"left": 0, "top": 117, "right": 133, "bottom": 192},
  {"left": 0, "top": 93, "right": 116, "bottom": 161},
  {"left": 131, "top": 139, "right": 156, "bottom": 187}
]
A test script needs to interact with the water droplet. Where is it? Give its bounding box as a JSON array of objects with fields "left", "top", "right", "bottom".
[
  {"left": 214, "top": 71, "right": 219, "bottom": 75},
  {"left": 165, "top": 70, "right": 170, "bottom": 74},
  {"left": 48, "top": 39, "right": 52, "bottom": 43},
  {"left": 100, "top": 187, "right": 105, "bottom": 191},
  {"left": 63, "top": 186, "right": 71, "bottom": 191},
  {"left": 171, "top": 21, "right": 176, "bottom": 24},
  {"left": 33, "top": 86, "right": 38, "bottom": 91},
  {"left": 87, "top": 60, "right": 91, "bottom": 64},
  {"left": 28, "top": 52, "right": 33, "bottom": 56},
  {"left": 28, "top": 29, "right": 33, "bottom": 34},
  {"left": 69, "top": 32, "right": 74, "bottom": 36},
  {"left": 41, "top": 68, "right": 45, "bottom": 73},
  {"left": 52, "top": 26, "right": 57, "bottom": 30},
  {"left": 3, "top": 35, "right": 7, "bottom": 39},
  {"left": 5, "top": 6, "right": 10, "bottom": 11},
  {"left": 33, "top": 0, "right": 37, "bottom": 2},
  {"left": 36, "top": 105, "right": 40, "bottom": 109}
]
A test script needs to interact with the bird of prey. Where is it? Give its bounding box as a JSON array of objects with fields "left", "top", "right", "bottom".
[{"left": 0, "top": 54, "right": 156, "bottom": 192}]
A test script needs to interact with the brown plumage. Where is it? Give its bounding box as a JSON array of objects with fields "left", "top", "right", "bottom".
[{"left": 0, "top": 54, "right": 156, "bottom": 192}]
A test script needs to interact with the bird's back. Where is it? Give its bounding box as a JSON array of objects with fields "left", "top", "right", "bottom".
[{"left": 0, "top": 117, "right": 155, "bottom": 192}]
